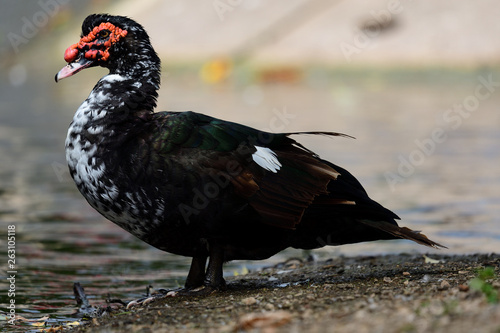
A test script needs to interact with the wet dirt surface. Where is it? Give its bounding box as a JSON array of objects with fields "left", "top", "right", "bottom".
[{"left": 66, "top": 253, "right": 500, "bottom": 333}]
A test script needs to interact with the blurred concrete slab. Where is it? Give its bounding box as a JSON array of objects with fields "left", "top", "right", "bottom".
[{"left": 103, "top": 0, "right": 500, "bottom": 66}]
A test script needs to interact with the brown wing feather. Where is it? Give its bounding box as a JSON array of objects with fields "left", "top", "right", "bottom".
[
  {"left": 231, "top": 170, "right": 259, "bottom": 197},
  {"left": 245, "top": 145, "right": 354, "bottom": 229},
  {"left": 359, "top": 220, "right": 447, "bottom": 249}
]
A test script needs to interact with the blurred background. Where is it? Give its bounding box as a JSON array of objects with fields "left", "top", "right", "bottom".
[{"left": 1, "top": 0, "right": 499, "bottom": 330}]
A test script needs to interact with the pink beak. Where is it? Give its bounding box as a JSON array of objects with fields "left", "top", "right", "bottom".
[{"left": 55, "top": 56, "right": 94, "bottom": 82}]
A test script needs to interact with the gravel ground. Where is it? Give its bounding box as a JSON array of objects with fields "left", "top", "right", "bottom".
[{"left": 66, "top": 253, "right": 500, "bottom": 333}]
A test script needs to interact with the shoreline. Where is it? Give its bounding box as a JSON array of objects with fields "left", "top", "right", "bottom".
[{"left": 66, "top": 253, "right": 500, "bottom": 332}]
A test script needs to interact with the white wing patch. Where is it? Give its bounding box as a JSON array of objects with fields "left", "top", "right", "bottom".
[{"left": 252, "top": 146, "right": 282, "bottom": 173}]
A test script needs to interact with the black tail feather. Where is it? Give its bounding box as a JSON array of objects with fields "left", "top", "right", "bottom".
[{"left": 360, "top": 220, "right": 447, "bottom": 249}]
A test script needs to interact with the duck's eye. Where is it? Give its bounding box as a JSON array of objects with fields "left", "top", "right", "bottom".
[{"left": 98, "top": 30, "right": 110, "bottom": 39}]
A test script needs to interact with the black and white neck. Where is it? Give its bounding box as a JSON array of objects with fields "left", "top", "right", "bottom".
[{"left": 64, "top": 16, "right": 162, "bottom": 198}]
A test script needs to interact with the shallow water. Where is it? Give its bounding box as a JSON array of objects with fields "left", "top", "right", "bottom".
[{"left": 1, "top": 62, "right": 499, "bottom": 332}]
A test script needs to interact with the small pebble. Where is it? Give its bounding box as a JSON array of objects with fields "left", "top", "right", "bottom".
[
  {"left": 368, "top": 302, "right": 378, "bottom": 311},
  {"left": 264, "top": 303, "right": 275, "bottom": 311},
  {"left": 241, "top": 297, "right": 257, "bottom": 305},
  {"left": 439, "top": 280, "right": 451, "bottom": 290},
  {"left": 458, "top": 284, "right": 470, "bottom": 292},
  {"left": 383, "top": 277, "right": 393, "bottom": 283},
  {"left": 403, "top": 272, "right": 410, "bottom": 276},
  {"left": 284, "top": 258, "right": 302, "bottom": 269}
]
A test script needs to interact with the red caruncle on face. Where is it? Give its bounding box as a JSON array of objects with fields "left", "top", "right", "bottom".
[{"left": 63, "top": 22, "right": 128, "bottom": 63}]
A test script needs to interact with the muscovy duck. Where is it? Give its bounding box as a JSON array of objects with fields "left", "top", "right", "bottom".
[{"left": 56, "top": 14, "right": 444, "bottom": 295}]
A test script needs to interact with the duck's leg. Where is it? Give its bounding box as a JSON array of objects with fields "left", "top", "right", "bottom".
[
  {"left": 167, "top": 242, "right": 226, "bottom": 296},
  {"left": 184, "top": 255, "right": 207, "bottom": 289},
  {"left": 174, "top": 242, "right": 227, "bottom": 295},
  {"left": 203, "top": 242, "right": 227, "bottom": 290},
  {"left": 127, "top": 245, "right": 225, "bottom": 308}
]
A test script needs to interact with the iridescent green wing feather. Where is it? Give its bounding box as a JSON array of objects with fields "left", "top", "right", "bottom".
[{"left": 148, "top": 111, "right": 355, "bottom": 229}]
